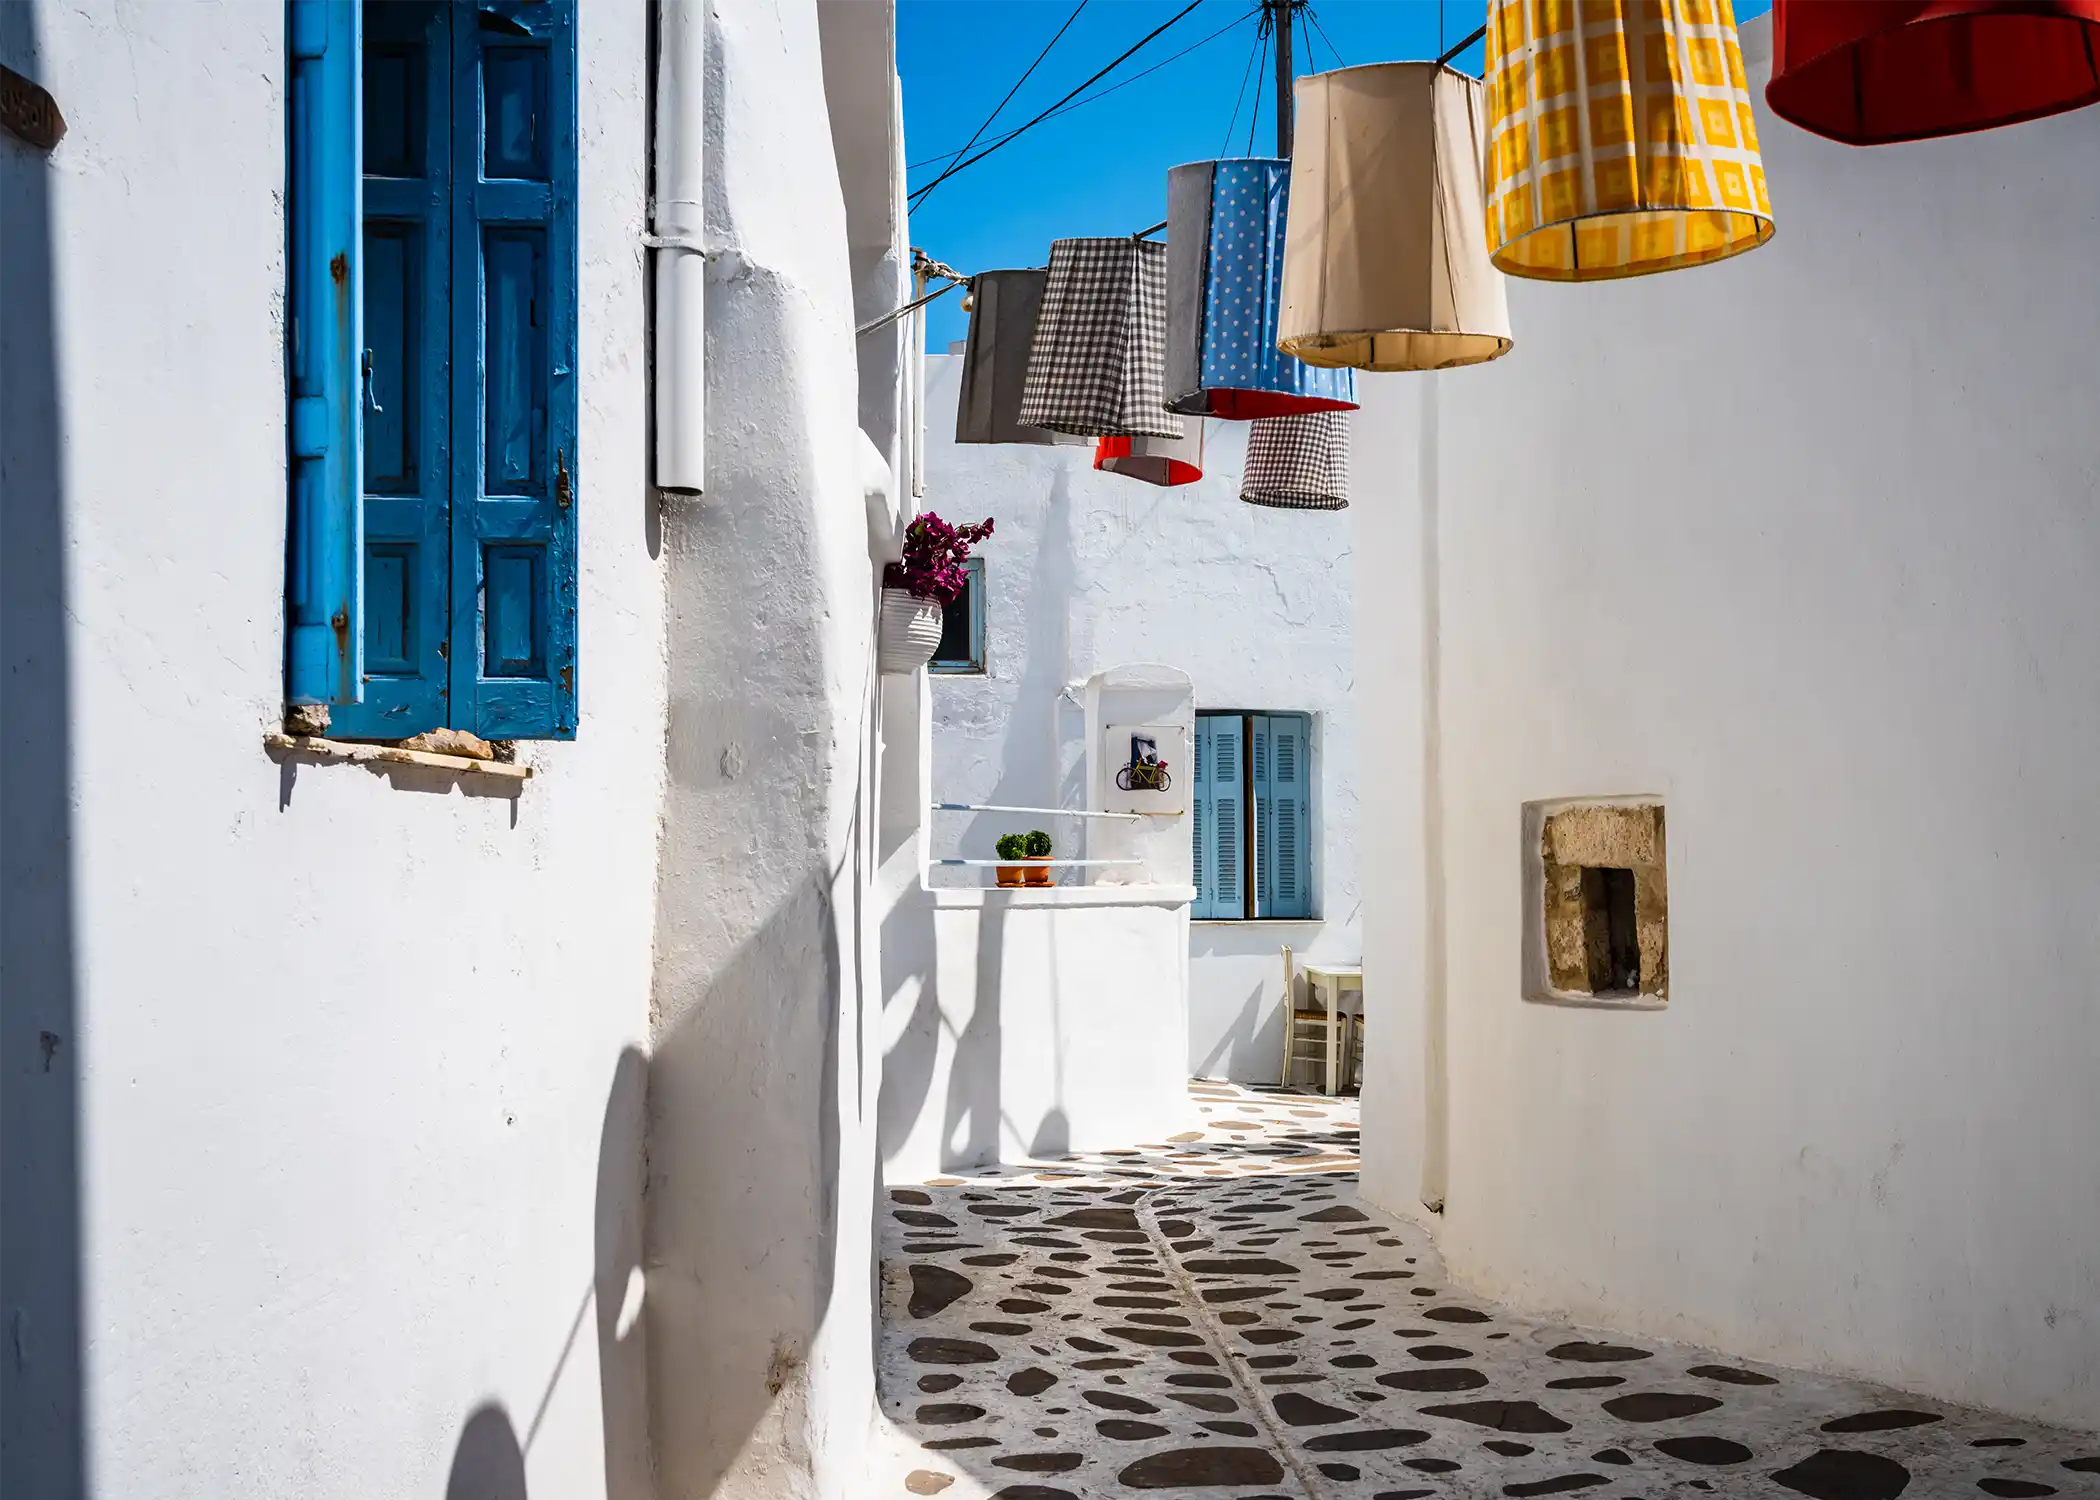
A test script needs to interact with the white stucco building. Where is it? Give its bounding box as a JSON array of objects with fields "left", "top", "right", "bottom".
[
  {"left": 1353, "top": 15, "right": 2100, "bottom": 1433},
  {"left": 910, "top": 353, "right": 1361, "bottom": 1087},
  {"left": 2, "top": 1, "right": 922, "bottom": 1495}
]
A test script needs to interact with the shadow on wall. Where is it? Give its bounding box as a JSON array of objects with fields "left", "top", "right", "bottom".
[
  {"left": 446, "top": 1406, "right": 530, "bottom": 1500},
  {"left": 641, "top": 866, "right": 862, "bottom": 1496},
  {"left": 1191, "top": 979, "right": 1271, "bottom": 1082},
  {"left": 0, "top": 9, "right": 86, "bottom": 1497},
  {"left": 594, "top": 1049, "right": 652, "bottom": 1500}
]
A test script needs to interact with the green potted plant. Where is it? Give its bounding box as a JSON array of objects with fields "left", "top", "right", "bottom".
[
  {"left": 994, "top": 829, "right": 1055, "bottom": 887},
  {"left": 1022, "top": 828, "right": 1054, "bottom": 886}
]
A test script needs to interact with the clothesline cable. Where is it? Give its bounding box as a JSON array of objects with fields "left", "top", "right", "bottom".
[
  {"left": 918, "top": 0, "right": 1090, "bottom": 186},
  {"left": 856, "top": 277, "right": 963, "bottom": 338},
  {"left": 908, "top": 0, "right": 1209, "bottom": 209},
  {"left": 855, "top": 219, "right": 1166, "bottom": 338},
  {"left": 906, "top": 6, "right": 1257, "bottom": 172}
]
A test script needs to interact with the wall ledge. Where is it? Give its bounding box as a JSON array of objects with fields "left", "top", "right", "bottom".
[
  {"left": 263, "top": 731, "right": 534, "bottom": 781},
  {"left": 925, "top": 883, "right": 1194, "bottom": 910}
]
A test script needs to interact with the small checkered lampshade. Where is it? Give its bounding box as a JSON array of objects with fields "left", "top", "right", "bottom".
[
  {"left": 1164, "top": 159, "right": 1358, "bottom": 420},
  {"left": 1483, "top": 0, "right": 1775, "bottom": 282},
  {"left": 1767, "top": 0, "right": 2100, "bottom": 145},
  {"left": 1279, "top": 63, "right": 1513, "bottom": 372},
  {"left": 1241, "top": 412, "right": 1349, "bottom": 511},
  {"left": 956, "top": 270, "right": 1089, "bottom": 447},
  {"left": 1095, "top": 426, "right": 1205, "bottom": 488},
  {"left": 1018, "top": 238, "right": 1185, "bottom": 439}
]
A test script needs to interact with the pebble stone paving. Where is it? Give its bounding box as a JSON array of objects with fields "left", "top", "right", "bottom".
[{"left": 871, "top": 1081, "right": 2100, "bottom": 1500}]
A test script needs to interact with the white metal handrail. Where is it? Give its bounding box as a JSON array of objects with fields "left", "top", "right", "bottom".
[
  {"left": 931, "top": 801, "right": 1141, "bottom": 821},
  {"left": 931, "top": 857, "right": 1144, "bottom": 867}
]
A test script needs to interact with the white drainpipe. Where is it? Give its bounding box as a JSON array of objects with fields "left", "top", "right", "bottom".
[{"left": 651, "top": 0, "right": 706, "bottom": 493}]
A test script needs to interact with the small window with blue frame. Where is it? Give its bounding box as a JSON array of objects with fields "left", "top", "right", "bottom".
[{"left": 929, "top": 557, "right": 986, "bottom": 675}]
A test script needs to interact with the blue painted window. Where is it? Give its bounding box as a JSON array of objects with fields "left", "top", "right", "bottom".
[
  {"left": 929, "top": 559, "right": 987, "bottom": 675},
  {"left": 1193, "top": 711, "right": 1313, "bottom": 920},
  {"left": 288, "top": 0, "right": 578, "bottom": 740}
]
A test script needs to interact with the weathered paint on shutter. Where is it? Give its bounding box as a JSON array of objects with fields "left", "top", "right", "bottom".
[
  {"left": 451, "top": 0, "right": 578, "bottom": 739},
  {"left": 285, "top": 0, "right": 364, "bottom": 707},
  {"left": 1255, "top": 712, "right": 1313, "bottom": 918},
  {"left": 332, "top": 0, "right": 450, "bottom": 736},
  {"left": 1198, "top": 714, "right": 1247, "bottom": 921}
]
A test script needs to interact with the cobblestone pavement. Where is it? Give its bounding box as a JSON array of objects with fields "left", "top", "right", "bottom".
[{"left": 872, "top": 1082, "right": 2100, "bottom": 1499}]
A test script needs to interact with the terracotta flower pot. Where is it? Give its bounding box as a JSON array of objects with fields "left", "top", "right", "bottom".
[
  {"left": 995, "top": 863, "right": 1028, "bottom": 888},
  {"left": 1023, "top": 854, "right": 1054, "bottom": 887}
]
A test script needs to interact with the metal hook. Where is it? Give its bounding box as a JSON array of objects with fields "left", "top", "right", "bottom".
[{"left": 361, "top": 349, "right": 382, "bottom": 414}]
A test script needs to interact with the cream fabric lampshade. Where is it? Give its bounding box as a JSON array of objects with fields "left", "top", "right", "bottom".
[
  {"left": 1483, "top": 0, "right": 1774, "bottom": 282},
  {"left": 1280, "top": 63, "right": 1512, "bottom": 372}
]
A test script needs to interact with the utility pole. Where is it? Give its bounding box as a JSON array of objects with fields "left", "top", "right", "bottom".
[{"left": 1269, "top": 0, "right": 1296, "bottom": 156}]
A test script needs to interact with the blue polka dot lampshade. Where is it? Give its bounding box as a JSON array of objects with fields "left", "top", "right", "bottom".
[{"left": 1164, "top": 159, "right": 1358, "bottom": 421}]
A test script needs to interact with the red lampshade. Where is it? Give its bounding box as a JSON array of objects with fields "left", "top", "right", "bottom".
[
  {"left": 1767, "top": 1, "right": 2100, "bottom": 145},
  {"left": 1094, "top": 433, "right": 1203, "bottom": 488}
]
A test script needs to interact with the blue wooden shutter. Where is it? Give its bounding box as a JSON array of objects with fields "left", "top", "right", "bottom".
[
  {"left": 286, "top": 0, "right": 364, "bottom": 707},
  {"left": 1201, "top": 714, "right": 1218, "bottom": 907},
  {"left": 451, "top": 0, "right": 579, "bottom": 739},
  {"left": 1255, "top": 712, "right": 1312, "bottom": 918},
  {"left": 1194, "top": 714, "right": 1246, "bottom": 920},
  {"left": 332, "top": 0, "right": 451, "bottom": 737}
]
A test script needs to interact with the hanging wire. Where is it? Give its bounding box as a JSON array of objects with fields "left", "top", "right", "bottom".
[
  {"left": 909, "top": 4, "right": 1257, "bottom": 173},
  {"left": 1305, "top": 4, "right": 1348, "bottom": 69},
  {"left": 1217, "top": 18, "right": 1263, "bottom": 156},
  {"left": 909, "top": 0, "right": 1208, "bottom": 209},
  {"left": 918, "top": 0, "right": 1090, "bottom": 185},
  {"left": 1244, "top": 24, "right": 1268, "bottom": 157}
]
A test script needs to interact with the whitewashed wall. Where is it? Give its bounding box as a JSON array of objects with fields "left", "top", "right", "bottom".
[
  {"left": 1, "top": 3, "right": 660, "bottom": 1497},
  {"left": 1, "top": 2, "right": 905, "bottom": 1496},
  {"left": 645, "top": 3, "right": 898, "bottom": 1498},
  {"left": 920, "top": 354, "right": 1360, "bottom": 1082},
  {"left": 1355, "top": 17, "right": 2100, "bottom": 1430}
]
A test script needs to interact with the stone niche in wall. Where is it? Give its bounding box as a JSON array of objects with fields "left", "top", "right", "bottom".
[{"left": 1521, "top": 798, "right": 1668, "bottom": 1008}]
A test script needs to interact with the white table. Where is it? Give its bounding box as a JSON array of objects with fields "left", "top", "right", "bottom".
[{"left": 1301, "top": 962, "right": 1363, "bottom": 1096}]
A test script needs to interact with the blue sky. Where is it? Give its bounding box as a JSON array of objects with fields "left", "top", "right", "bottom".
[{"left": 897, "top": 0, "right": 1770, "bottom": 349}]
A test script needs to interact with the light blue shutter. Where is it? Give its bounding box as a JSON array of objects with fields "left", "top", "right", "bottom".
[
  {"left": 1254, "top": 712, "right": 1312, "bottom": 918},
  {"left": 451, "top": 0, "right": 579, "bottom": 739},
  {"left": 332, "top": 0, "right": 451, "bottom": 737},
  {"left": 1194, "top": 715, "right": 1246, "bottom": 920},
  {"left": 286, "top": 0, "right": 363, "bottom": 707},
  {"left": 1190, "top": 720, "right": 1208, "bottom": 909}
]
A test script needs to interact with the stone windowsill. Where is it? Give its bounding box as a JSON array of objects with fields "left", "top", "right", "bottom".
[{"left": 264, "top": 731, "right": 533, "bottom": 781}]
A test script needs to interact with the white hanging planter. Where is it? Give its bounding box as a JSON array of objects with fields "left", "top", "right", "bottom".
[{"left": 877, "top": 588, "right": 944, "bottom": 674}]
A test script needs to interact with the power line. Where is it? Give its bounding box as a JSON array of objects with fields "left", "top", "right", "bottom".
[
  {"left": 908, "top": 0, "right": 1209, "bottom": 209},
  {"left": 1305, "top": 5, "right": 1347, "bottom": 69},
  {"left": 1244, "top": 26, "right": 1268, "bottom": 157},
  {"left": 919, "top": 0, "right": 1089, "bottom": 185},
  {"left": 1218, "top": 18, "right": 1263, "bottom": 157},
  {"left": 908, "top": 6, "right": 1256, "bottom": 173}
]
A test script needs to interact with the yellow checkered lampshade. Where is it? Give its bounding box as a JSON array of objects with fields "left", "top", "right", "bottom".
[{"left": 1483, "top": 0, "right": 1775, "bottom": 281}]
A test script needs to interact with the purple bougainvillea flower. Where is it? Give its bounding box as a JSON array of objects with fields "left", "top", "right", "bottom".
[{"left": 883, "top": 511, "right": 994, "bottom": 605}]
